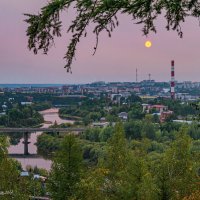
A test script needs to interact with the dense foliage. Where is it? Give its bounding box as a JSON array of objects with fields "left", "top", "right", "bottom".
[
  {"left": 0, "top": 136, "right": 48, "bottom": 199},
  {"left": 1, "top": 111, "right": 200, "bottom": 199},
  {"left": 48, "top": 135, "right": 83, "bottom": 200},
  {"left": 59, "top": 96, "right": 144, "bottom": 124},
  {"left": 46, "top": 124, "right": 200, "bottom": 200},
  {"left": 0, "top": 105, "right": 44, "bottom": 128},
  {"left": 0, "top": 104, "right": 44, "bottom": 145},
  {"left": 152, "top": 98, "right": 199, "bottom": 118},
  {"left": 32, "top": 102, "right": 52, "bottom": 111}
]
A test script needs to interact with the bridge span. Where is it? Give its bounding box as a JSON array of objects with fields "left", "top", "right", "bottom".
[
  {"left": 0, "top": 127, "right": 86, "bottom": 155},
  {"left": 0, "top": 127, "right": 86, "bottom": 133},
  {"left": 9, "top": 154, "right": 43, "bottom": 159}
]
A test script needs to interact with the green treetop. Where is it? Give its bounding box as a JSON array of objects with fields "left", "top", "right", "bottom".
[{"left": 47, "top": 134, "right": 83, "bottom": 200}]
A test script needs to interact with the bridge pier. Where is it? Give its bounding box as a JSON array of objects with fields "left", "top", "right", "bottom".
[
  {"left": 23, "top": 132, "right": 30, "bottom": 155},
  {"left": 0, "top": 128, "right": 85, "bottom": 156}
]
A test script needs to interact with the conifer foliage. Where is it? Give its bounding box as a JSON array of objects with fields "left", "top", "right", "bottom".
[
  {"left": 48, "top": 135, "right": 83, "bottom": 200},
  {"left": 25, "top": 0, "right": 200, "bottom": 72}
]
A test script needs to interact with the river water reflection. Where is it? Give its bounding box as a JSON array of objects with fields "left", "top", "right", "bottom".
[{"left": 8, "top": 108, "right": 74, "bottom": 170}]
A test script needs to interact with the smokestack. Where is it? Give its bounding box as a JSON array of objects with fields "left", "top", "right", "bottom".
[
  {"left": 148, "top": 73, "right": 151, "bottom": 81},
  {"left": 171, "top": 60, "right": 175, "bottom": 99}
]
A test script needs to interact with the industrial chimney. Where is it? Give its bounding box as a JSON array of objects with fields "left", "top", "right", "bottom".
[{"left": 171, "top": 60, "right": 175, "bottom": 99}]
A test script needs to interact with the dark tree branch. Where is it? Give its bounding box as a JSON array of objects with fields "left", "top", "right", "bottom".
[{"left": 24, "top": 0, "right": 200, "bottom": 72}]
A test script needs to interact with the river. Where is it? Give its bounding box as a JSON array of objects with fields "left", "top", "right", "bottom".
[{"left": 8, "top": 108, "right": 74, "bottom": 170}]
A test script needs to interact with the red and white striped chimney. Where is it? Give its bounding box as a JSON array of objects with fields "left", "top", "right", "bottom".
[{"left": 171, "top": 60, "right": 175, "bottom": 99}]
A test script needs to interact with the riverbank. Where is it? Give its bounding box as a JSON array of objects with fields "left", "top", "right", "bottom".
[
  {"left": 59, "top": 114, "right": 81, "bottom": 121},
  {"left": 8, "top": 108, "right": 74, "bottom": 170}
]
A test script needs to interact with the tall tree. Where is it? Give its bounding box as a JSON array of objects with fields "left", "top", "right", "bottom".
[
  {"left": 155, "top": 127, "right": 199, "bottom": 199},
  {"left": 141, "top": 115, "right": 157, "bottom": 140},
  {"left": 47, "top": 134, "right": 83, "bottom": 200},
  {"left": 98, "top": 123, "right": 158, "bottom": 199},
  {"left": 25, "top": 0, "right": 200, "bottom": 72}
]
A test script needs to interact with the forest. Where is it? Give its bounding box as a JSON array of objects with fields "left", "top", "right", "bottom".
[{"left": 0, "top": 122, "right": 200, "bottom": 199}]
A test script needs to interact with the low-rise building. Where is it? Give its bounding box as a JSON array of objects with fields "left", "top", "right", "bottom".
[
  {"left": 118, "top": 112, "right": 128, "bottom": 120},
  {"left": 142, "top": 104, "right": 168, "bottom": 113},
  {"left": 160, "top": 111, "right": 173, "bottom": 122},
  {"left": 21, "top": 102, "right": 32, "bottom": 105},
  {"left": 143, "top": 104, "right": 173, "bottom": 122},
  {"left": 92, "top": 122, "right": 109, "bottom": 128}
]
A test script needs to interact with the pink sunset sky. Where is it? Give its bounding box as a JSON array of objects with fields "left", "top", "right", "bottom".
[{"left": 0, "top": 0, "right": 200, "bottom": 84}]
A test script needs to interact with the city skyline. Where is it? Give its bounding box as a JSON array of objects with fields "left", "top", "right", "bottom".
[{"left": 1, "top": 0, "right": 200, "bottom": 83}]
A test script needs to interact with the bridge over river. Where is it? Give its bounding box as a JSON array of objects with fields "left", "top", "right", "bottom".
[{"left": 0, "top": 127, "right": 85, "bottom": 155}]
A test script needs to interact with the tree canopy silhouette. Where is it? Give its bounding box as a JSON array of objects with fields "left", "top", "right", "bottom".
[{"left": 25, "top": 0, "right": 200, "bottom": 72}]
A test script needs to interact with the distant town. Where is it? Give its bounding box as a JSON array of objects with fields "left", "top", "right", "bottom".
[
  {"left": 0, "top": 80, "right": 200, "bottom": 100},
  {"left": 1, "top": 79, "right": 200, "bottom": 124}
]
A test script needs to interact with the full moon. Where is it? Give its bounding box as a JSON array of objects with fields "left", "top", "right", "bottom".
[{"left": 145, "top": 41, "right": 152, "bottom": 48}]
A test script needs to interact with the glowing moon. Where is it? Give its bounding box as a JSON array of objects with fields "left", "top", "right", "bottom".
[{"left": 145, "top": 41, "right": 152, "bottom": 48}]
